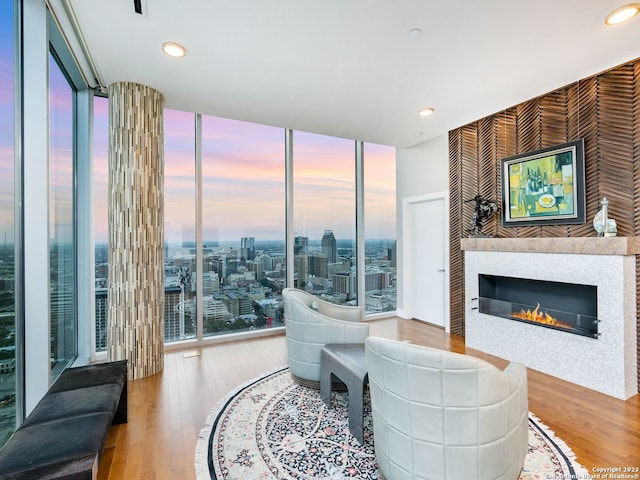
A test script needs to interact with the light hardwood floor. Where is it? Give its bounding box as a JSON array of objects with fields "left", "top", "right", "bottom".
[{"left": 98, "top": 317, "right": 640, "bottom": 479}]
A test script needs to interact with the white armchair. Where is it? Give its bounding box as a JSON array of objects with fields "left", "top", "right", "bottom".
[
  {"left": 282, "top": 288, "right": 369, "bottom": 387},
  {"left": 365, "top": 336, "right": 528, "bottom": 480}
]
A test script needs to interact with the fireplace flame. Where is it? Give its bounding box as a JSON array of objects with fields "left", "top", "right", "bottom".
[{"left": 512, "top": 303, "right": 573, "bottom": 329}]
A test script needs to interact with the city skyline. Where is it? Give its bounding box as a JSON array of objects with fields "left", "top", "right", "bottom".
[{"left": 92, "top": 226, "right": 397, "bottom": 349}]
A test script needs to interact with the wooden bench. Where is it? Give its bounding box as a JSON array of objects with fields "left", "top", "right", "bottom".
[{"left": 0, "top": 360, "right": 128, "bottom": 479}]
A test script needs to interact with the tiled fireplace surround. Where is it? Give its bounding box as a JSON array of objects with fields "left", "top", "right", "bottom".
[{"left": 462, "top": 237, "right": 639, "bottom": 400}]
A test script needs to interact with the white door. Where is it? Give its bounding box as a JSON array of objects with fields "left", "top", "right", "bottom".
[{"left": 408, "top": 195, "right": 447, "bottom": 328}]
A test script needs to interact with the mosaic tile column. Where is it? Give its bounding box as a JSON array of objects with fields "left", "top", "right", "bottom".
[{"left": 107, "top": 82, "right": 164, "bottom": 379}]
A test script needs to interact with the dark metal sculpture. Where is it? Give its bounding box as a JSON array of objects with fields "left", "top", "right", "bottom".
[{"left": 465, "top": 195, "right": 498, "bottom": 236}]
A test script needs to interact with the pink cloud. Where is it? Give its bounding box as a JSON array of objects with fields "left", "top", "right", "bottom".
[{"left": 93, "top": 108, "right": 395, "bottom": 242}]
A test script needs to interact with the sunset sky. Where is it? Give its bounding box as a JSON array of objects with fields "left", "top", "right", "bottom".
[
  {"left": 0, "top": 5, "right": 14, "bottom": 244},
  {"left": 95, "top": 101, "right": 395, "bottom": 245},
  {"left": 4, "top": 4, "right": 395, "bottom": 248}
]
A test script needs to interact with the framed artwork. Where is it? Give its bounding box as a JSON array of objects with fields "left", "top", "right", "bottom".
[{"left": 501, "top": 139, "right": 586, "bottom": 226}]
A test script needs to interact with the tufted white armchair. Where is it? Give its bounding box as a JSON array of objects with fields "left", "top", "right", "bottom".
[
  {"left": 282, "top": 288, "right": 369, "bottom": 387},
  {"left": 365, "top": 336, "right": 528, "bottom": 480}
]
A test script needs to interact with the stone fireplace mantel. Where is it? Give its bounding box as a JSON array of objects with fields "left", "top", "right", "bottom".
[
  {"left": 461, "top": 236, "right": 640, "bottom": 256},
  {"left": 461, "top": 236, "right": 638, "bottom": 400}
]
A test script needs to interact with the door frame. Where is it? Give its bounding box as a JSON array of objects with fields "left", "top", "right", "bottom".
[{"left": 401, "top": 191, "right": 450, "bottom": 332}]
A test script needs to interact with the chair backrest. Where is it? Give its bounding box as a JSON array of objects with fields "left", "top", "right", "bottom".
[
  {"left": 282, "top": 288, "right": 315, "bottom": 326},
  {"left": 365, "top": 336, "right": 528, "bottom": 480},
  {"left": 282, "top": 287, "right": 314, "bottom": 308},
  {"left": 282, "top": 288, "right": 363, "bottom": 322}
]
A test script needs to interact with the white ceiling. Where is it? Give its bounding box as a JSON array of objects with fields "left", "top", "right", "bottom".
[{"left": 59, "top": 0, "right": 640, "bottom": 148}]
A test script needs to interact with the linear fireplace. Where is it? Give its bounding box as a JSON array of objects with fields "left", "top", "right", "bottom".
[
  {"left": 478, "top": 275, "right": 598, "bottom": 339},
  {"left": 462, "top": 237, "right": 638, "bottom": 400}
]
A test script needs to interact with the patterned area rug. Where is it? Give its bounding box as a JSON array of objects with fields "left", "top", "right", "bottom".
[{"left": 195, "top": 367, "right": 591, "bottom": 480}]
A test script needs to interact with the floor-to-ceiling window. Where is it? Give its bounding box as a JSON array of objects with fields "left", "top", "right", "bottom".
[
  {"left": 164, "top": 109, "right": 197, "bottom": 342},
  {"left": 364, "top": 143, "right": 397, "bottom": 314},
  {"left": 94, "top": 95, "right": 108, "bottom": 352},
  {"left": 0, "top": 0, "right": 16, "bottom": 447},
  {"left": 157, "top": 115, "right": 396, "bottom": 343},
  {"left": 48, "top": 51, "right": 76, "bottom": 378},
  {"left": 93, "top": 110, "right": 395, "bottom": 350},
  {"left": 201, "top": 115, "right": 285, "bottom": 336},
  {"left": 293, "top": 132, "right": 356, "bottom": 305}
]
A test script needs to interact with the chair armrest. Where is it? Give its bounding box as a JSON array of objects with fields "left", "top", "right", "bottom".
[
  {"left": 503, "top": 361, "right": 527, "bottom": 383},
  {"left": 503, "top": 361, "right": 529, "bottom": 408}
]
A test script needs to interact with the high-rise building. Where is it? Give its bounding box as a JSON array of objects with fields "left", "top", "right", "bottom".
[
  {"left": 270, "top": 254, "right": 285, "bottom": 269},
  {"left": 308, "top": 253, "right": 327, "bottom": 278},
  {"left": 222, "top": 290, "right": 254, "bottom": 317},
  {"left": 321, "top": 230, "right": 337, "bottom": 263},
  {"left": 365, "top": 269, "right": 392, "bottom": 291},
  {"left": 256, "top": 253, "right": 273, "bottom": 271},
  {"left": 202, "top": 271, "right": 220, "bottom": 296},
  {"left": 332, "top": 271, "right": 355, "bottom": 299},
  {"left": 95, "top": 263, "right": 108, "bottom": 281},
  {"left": 240, "top": 237, "right": 256, "bottom": 264},
  {"left": 247, "top": 260, "right": 264, "bottom": 280},
  {"left": 295, "top": 254, "right": 309, "bottom": 288},
  {"left": 202, "top": 251, "right": 218, "bottom": 275},
  {"left": 50, "top": 287, "right": 75, "bottom": 365},
  {"left": 294, "top": 236, "right": 308, "bottom": 255},
  {"left": 226, "top": 256, "right": 240, "bottom": 276},
  {"left": 388, "top": 241, "right": 397, "bottom": 268},
  {"left": 164, "top": 285, "right": 184, "bottom": 341},
  {"left": 95, "top": 289, "right": 108, "bottom": 351}
]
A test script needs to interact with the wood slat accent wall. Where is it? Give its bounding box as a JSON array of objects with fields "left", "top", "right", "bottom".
[{"left": 449, "top": 58, "right": 640, "bottom": 388}]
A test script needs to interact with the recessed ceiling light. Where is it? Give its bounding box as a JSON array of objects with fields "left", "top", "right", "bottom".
[
  {"left": 409, "top": 28, "right": 422, "bottom": 37},
  {"left": 418, "top": 107, "right": 434, "bottom": 117},
  {"left": 162, "top": 42, "right": 186, "bottom": 58},
  {"left": 605, "top": 3, "right": 640, "bottom": 25}
]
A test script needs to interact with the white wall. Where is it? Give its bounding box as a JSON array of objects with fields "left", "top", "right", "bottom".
[{"left": 395, "top": 134, "right": 449, "bottom": 315}]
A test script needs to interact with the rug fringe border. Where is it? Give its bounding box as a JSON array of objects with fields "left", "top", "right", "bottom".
[
  {"left": 528, "top": 412, "right": 591, "bottom": 479},
  {"left": 194, "top": 365, "right": 289, "bottom": 480}
]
